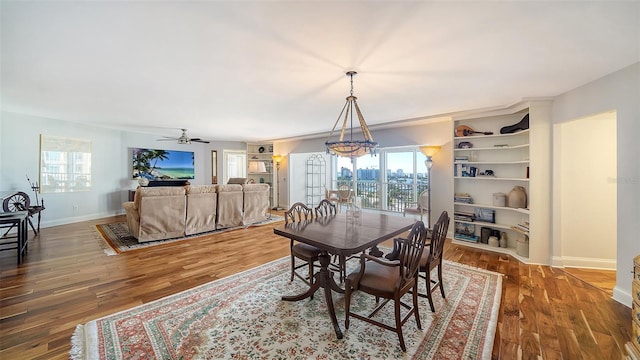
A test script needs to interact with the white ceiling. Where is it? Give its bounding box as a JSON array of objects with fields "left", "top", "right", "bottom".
[{"left": 2, "top": 1, "right": 639, "bottom": 143}]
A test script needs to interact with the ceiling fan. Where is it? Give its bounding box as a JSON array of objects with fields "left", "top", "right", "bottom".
[{"left": 157, "top": 129, "right": 210, "bottom": 144}]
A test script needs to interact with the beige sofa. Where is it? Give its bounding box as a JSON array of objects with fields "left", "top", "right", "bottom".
[
  {"left": 243, "top": 183, "right": 270, "bottom": 225},
  {"left": 122, "top": 186, "right": 187, "bottom": 242},
  {"left": 185, "top": 185, "right": 217, "bottom": 235},
  {"left": 122, "top": 183, "right": 270, "bottom": 242}
]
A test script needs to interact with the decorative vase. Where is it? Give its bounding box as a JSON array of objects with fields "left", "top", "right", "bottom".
[
  {"left": 488, "top": 236, "right": 499, "bottom": 247},
  {"left": 508, "top": 186, "right": 527, "bottom": 208},
  {"left": 500, "top": 232, "right": 508, "bottom": 248}
]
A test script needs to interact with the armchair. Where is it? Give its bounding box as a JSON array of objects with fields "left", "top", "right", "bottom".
[
  {"left": 122, "top": 186, "right": 187, "bottom": 242},
  {"left": 403, "top": 190, "right": 429, "bottom": 222},
  {"left": 216, "top": 184, "right": 244, "bottom": 229},
  {"left": 185, "top": 185, "right": 217, "bottom": 235}
]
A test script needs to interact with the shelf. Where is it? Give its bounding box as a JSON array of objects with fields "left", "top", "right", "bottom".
[
  {"left": 454, "top": 176, "right": 529, "bottom": 181},
  {"left": 451, "top": 239, "right": 529, "bottom": 262},
  {"left": 454, "top": 218, "right": 519, "bottom": 231},
  {"left": 454, "top": 161, "right": 529, "bottom": 165},
  {"left": 455, "top": 144, "right": 529, "bottom": 151},
  {"left": 454, "top": 202, "right": 530, "bottom": 214},
  {"left": 454, "top": 129, "right": 529, "bottom": 141}
]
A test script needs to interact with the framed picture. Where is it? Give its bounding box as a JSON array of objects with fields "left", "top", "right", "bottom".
[
  {"left": 455, "top": 222, "right": 475, "bottom": 236},
  {"left": 474, "top": 208, "right": 496, "bottom": 223},
  {"left": 211, "top": 150, "right": 218, "bottom": 184}
]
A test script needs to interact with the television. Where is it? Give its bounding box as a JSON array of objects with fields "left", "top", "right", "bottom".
[{"left": 132, "top": 148, "right": 195, "bottom": 181}]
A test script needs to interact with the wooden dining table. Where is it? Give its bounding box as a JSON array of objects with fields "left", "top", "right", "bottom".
[{"left": 273, "top": 211, "right": 415, "bottom": 339}]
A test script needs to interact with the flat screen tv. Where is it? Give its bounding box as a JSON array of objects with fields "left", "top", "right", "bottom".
[{"left": 132, "top": 148, "right": 195, "bottom": 180}]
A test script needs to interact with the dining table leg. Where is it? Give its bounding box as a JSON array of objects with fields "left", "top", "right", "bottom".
[{"left": 282, "top": 252, "right": 345, "bottom": 339}]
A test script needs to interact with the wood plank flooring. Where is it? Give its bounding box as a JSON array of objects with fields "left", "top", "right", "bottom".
[{"left": 0, "top": 214, "right": 632, "bottom": 359}]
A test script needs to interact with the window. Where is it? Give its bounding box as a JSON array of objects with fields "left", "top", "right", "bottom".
[
  {"left": 40, "top": 135, "right": 92, "bottom": 193},
  {"left": 331, "top": 146, "right": 428, "bottom": 212},
  {"left": 223, "top": 150, "right": 246, "bottom": 184}
]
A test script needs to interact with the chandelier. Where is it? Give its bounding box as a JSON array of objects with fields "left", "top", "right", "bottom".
[{"left": 325, "top": 71, "right": 378, "bottom": 157}]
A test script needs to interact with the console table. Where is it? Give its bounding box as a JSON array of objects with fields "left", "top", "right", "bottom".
[{"left": 0, "top": 210, "right": 29, "bottom": 264}]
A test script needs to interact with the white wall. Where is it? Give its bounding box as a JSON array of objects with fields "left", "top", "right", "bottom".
[
  {"left": 554, "top": 111, "right": 617, "bottom": 269},
  {"left": 552, "top": 62, "right": 639, "bottom": 307},
  {"left": 275, "top": 119, "right": 454, "bottom": 222},
  {"left": 0, "top": 111, "right": 246, "bottom": 227}
]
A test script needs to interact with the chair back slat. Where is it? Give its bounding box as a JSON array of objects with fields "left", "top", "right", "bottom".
[
  {"left": 398, "top": 221, "right": 428, "bottom": 283},
  {"left": 426, "top": 211, "right": 450, "bottom": 268},
  {"left": 284, "top": 202, "right": 314, "bottom": 224},
  {"left": 315, "top": 199, "right": 337, "bottom": 217}
]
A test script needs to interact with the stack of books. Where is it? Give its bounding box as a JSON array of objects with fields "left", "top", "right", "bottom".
[
  {"left": 454, "top": 211, "right": 475, "bottom": 222},
  {"left": 454, "top": 233, "right": 480, "bottom": 243},
  {"left": 454, "top": 155, "right": 469, "bottom": 162},
  {"left": 511, "top": 222, "right": 530, "bottom": 234},
  {"left": 454, "top": 193, "right": 473, "bottom": 204}
]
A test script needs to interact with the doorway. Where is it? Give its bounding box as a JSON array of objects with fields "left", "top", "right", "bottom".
[
  {"left": 553, "top": 110, "right": 617, "bottom": 274},
  {"left": 222, "top": 150, "right": 246, "bottom": 185}
]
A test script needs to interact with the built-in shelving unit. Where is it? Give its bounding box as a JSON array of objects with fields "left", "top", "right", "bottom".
[
  {"left": 246, "top": 143, "right": 275, "bottom": 206},
  {"left": 452, "top": 106, "right": 533, "bottom": 261}
]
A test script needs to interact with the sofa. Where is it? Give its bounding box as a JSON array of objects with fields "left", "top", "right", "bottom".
[{"left": 122, "top": 183, "right": 270, "bottom": 242}]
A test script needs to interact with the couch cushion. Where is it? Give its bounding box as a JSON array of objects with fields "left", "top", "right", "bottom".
[
  {"left": 243, "top": 183, "right": 270, "bottom": 192},
  {"left": 186, "top": 184, "right": 217, "bottom": 194},
  {"left": 217, "top": 184, "right": 243, "bottom": 193}
]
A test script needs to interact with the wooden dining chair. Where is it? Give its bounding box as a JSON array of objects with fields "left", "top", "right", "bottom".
[
  {"left": 418, "top": 210, "right": 450, "bottom": 312},
  {"left": 314, "top": 198, "right": 337, "bottom": 218},
  {"left": 314, "top": 199, "right": 349, "bottom": 282},
  {"left": 285, "top": 202, "right": 321, "bottom": 287},
  {"left": 345, "top": 220, "right": 428, "bottom": 352}
]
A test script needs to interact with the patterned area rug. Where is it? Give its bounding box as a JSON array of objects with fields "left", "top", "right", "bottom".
[
  {"left": 94, "top": 215, "right": 284, "bottom": 255},
  {"left": 70, "top": 257, "right": 502, "bottom": 359}
]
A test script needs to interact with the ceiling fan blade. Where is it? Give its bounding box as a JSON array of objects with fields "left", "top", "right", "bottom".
[
  {"left": 192, "top": 139, "right": 210, "bottom": 143},
  {"left": 157, "top": 138, "right": 177, "bottom": 141}
]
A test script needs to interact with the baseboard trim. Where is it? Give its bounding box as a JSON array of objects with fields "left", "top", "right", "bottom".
[{"left": 550, "top": 255, "right": 616, "bottom": 270}]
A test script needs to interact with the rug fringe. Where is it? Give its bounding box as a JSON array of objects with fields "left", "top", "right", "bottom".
[
  {"left": 69, "top": 324, "right": 85, "bottom": 360},
  {"left": 482, "top": 269, "right": 503, "bottom": 360}
]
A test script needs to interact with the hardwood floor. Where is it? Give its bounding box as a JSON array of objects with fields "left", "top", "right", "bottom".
[{"left": 0, "top": 214, "right": 632, "bottom": 359}]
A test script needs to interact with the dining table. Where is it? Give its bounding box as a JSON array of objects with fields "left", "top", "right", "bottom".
[{"left": 273, "top": 211, "right": 415, "bottom": 339}]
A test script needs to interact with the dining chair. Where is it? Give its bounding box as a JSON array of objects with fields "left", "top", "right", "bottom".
[
  {"left": 403, "top": 189, "right": 429, "bottom": 223},
  {"left": 323, "top": 185, "right": 340, "bottom": 208},
  {"left": 285, "top": 202, "right": 321, "bottom": 287},
  {"left": 345, "top": 220, "right": 428, "bottom": 352},
  {"left": 336, "top": 184, "right": 353, "bottom": 212},
  {"left": 314, "top": 199, "right": 349, "bottom": 282},
  {"left": 418, "top": 210, "right": 450, "bottom": 312},
  {"left": 314, "top": 198, "right": 337, "bottom": 218}
]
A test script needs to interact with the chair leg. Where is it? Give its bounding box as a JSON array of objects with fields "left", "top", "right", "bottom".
[
  {"left": 290, "top": 253, "right": 295, "bottom": 282},
  {"left": 426, "top": 268, "right": 435, "bottom": 312},
  {"left": 344, "top": 280, "right": 352, "bottom": 329},
  {"left": 307, "top": 260, "right": 314, "bottom": 286},
  {"left": 413, "top": 281, "right": 422, "bottom": 329},
  {"left": 438, "top": 263, "right": 446, "bottom": 299},
  {"left": 395, "top": 298, "right": 406, "bottom": 352}
]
